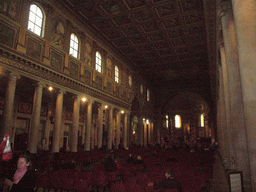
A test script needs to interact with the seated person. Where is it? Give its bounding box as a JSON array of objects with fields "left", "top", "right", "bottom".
[
  {"left": 104, "top": 153, "right": 117, "bottom": 172},
  {"left": 135, "top": 155, "right": 144, "bottom": 164},
  {"left": 3, "top": 154, "right": 36, "bottom": 192},
  {"left": 126, "top": 154, "right": 135, "bottom": 164},
  {"left": 148, "top": 169, "right": 182, "bottom": 192}
]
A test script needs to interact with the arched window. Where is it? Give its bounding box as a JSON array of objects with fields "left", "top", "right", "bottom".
[
  {"left": 95, "top": 51, "right": 102, "bottom": 73},
  {"left": 147, "top": 89, "right": 150, "bottom": 101},
  {"left": 200, "top": 114, "right": 204, "bottom": 127},
  {"left": 166, "top": 115, "right": 169, "bottom": 128},
  {"left": 175, "top": 115, "right": 181, "bottom": 128},
  {"left": 69, "top": 33, "right": 79, "bottom": 58},
  {"left": 28, "top": 4, "right": 44, "bottom": 36},
  {"left": 128, "top": 75, "right": 132, "bottom": 86},
  {"left": 140, "top": 84, "right": 143, "bottom": 94},
  {"left": 115, "top": 65, "right": 119, "bottom": 83}
]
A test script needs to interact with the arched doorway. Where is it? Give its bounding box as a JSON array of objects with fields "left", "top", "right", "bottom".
[{"left": 161, "top": 92, "right": 211, "bottom": 148}]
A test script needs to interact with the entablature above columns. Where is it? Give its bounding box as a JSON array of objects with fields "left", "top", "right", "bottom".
[{"left": 0, "top": 46, "right": 131, "bottom": 110}]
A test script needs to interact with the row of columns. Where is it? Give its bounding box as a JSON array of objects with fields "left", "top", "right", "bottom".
[
  {"left": 0, "top": 74, "right": 130, "bottom": 154},
  {"left": 217, "top": 0, "right": 256, "bottom": 190}
]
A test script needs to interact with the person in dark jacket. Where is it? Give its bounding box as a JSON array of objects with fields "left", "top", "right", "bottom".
[
  {"left": 148, "top": 169, "right": 182, "bottom": 192},
  {"left": 3, "top": 154, "right": 35, "bottom": 192},
  {"left": 103, "top": 152, "right": 117, "bottom": 172}
]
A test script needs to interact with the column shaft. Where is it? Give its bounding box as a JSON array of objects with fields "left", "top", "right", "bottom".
[
  {"left": 138, "top": 117, "right": 144, "bottom": 146},
  {"left": 232, "top": 0, "right": 256, "bottom": 190},
  {"left": 1, "top": 74, "right": 18, "bottom": 141},
  {"left": 52, "top": 90, "right": 64, "bottom": 153},
  {"left": 85, "top": 101, "right": 92, "bottom": 151},
  {"left": 29, "top": 82, "right": 44, "bottom": 154},
  {"left": 123, "top": 113, "right": 128, "bottom": 149},
  {"left": 115, "top": 111, "right": 121, "bottom": 149},
  {"left": 71, "top": 96, "right": 80, "bottom": 152},
  {"left": 107, "top": 107, "right": 113, "bottom": 150},
  {"left": 97, "top": 104, "right": 103, "bottom": 149}
]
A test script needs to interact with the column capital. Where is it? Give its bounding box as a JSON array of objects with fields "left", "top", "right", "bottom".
[
  {"left": 217, "top": 0, "right": 232, "bottom": 19},
  {"left": 9, "top": 72, "right": 20, "bottom": 80},
  {"left": 106, "top": 105, "right": 113, "bottom": 110},
  {"left": 34, "top": 81, "right": 46, "bottom": 88},
  {"left": 72, "top": 95, "right": 82, "bottom": 100},
  {"left": 57, "top": 89, "right": 66, "bottom": 94}
]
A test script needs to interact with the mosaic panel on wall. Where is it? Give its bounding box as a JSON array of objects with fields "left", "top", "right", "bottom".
[
  {"left": 26, "top": 37, "right": 42, "bottom": 61},
  {"left": 95, "top": 76, "right": 103, "bottom": 90},
  {"left": 0, "top": 22, "right": 15, "bottom": 48},
  {"left": 84, "top": 69, "right": 91, "bottom": 85},
  {"left": 50, "top": 50, "right": 63, "bottom": 71},
  {"left": 106, "top": 58, "right": 112, "bottom": 78},
  {"left": 84, "top": 43, "right": 92, "bottom": 67},
  {"left": 106, "top": 81, "right": 113, "bottom": 94},
  {"left": 51, "top": 20, "right": 65, "bottom": 49},
  {"left": 122, "top": 90, "right": 127, "bottom": 100},
  {"left": 115, "top": 85, "right": 119, "bottom": 97},
  {"left": 69, "top": 61, "right": 79, "bottom": 78}
]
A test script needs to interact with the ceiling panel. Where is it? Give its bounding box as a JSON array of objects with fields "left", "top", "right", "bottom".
[{"left": 60, "top": 0, "right": 213, "bottom": 85}]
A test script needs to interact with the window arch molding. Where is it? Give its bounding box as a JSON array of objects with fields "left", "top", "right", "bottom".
[
  {"left": 115, "top": 65, "right": 119, "bottom": 83},
  {"left": 69, "top": 33, "right": 80, "bottom": 59},
  {"left": 95, "top": 51, "right": 102, "bottom": 73},
  {"left": 27, "top": 3, "right": 46, "bottom": 37}
]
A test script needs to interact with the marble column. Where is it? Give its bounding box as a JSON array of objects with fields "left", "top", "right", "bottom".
[
  {"left": 219, "top": 43, "right": 232, "bottom": 166},
  {"left": 97, "top": 104, "right": 103, "bottom": 149},
  {"left": 144, "top": 121, "right": 147, "bottom": 147},
  {"left": 220, "top": 1, "right": 251, "bottom": 190},
  {"left": 29, "top": 82, "right": 44, "bottom": 154},
  {"left": 70, "top": 96, "right": 80, "bottom": 152},
  {"left": 85, "top": 100, "right": 92, "bottom": 151},
  {"left": 44, "top": 117, "right": 51, "bottom": 150},
  {"left": 232, "top": 0, "right": 256, "bottom": 190},
  {"left": 107, "top": 106, "right": 113, "bottom": 150},
  {"left": 123, "top": 113, "right": 128, "bottom": 149},
  {"left": 1, "top": 73, "right": 19, "bottom": 141},
  {"left": 138, "top": 116, "right": 144, "bottom": 146},
  {"left": 115, "top": 110, "right": 121, "bottom": 149},
  {"left": 52, "top": 90, "right": 64, "bottom": 153}
]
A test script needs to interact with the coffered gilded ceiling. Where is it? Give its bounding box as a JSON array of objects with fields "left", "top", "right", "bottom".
[{"left": 61, "top": 0, "right": 216, "bottom": 86}]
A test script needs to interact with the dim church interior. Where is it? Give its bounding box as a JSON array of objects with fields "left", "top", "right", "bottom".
[{"left": 0, "top": 0, "right": 255, "bottom": 191}]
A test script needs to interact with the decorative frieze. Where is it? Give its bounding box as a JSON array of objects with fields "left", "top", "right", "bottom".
[{"left": 0, "top": 48, "right": 131, "bottom": 109}]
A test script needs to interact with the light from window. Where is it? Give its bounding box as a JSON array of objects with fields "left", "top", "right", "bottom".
[
  {"left": 200, "top": 114, "right": 204, "bottom": 127},
  {"left": 140, "top": 84, "right": 143, "bottom": 94},
  {"left": 69, "top": 33, "right": 79, "bottom": 58},
  {"left": 95, "top": 51, "right": 102, "bottom": 73},
  {"left": 175, "top": 115, "right": 181, "bottom": 128},
  {"left": 128, "top": 75, "right": 132, "bottom": 86},
  {"left": 166, "top": 115, "right": 168, "bottom": 128},
  {"left": 147, "top": 89, "right": 150, "bottom": 101},
  {"left": 28, "top": 4, "right": 43, "bottom": 36},
  {"left": 115, "top": 66, "right": 119, "bottom": 83}
]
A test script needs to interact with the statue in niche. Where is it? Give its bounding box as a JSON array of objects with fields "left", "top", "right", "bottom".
[
  {"left": 51, "top": 21, "right": 65, "bottom": 48},
  {"left": 84, "top": 43, "right": 92, "bottom": 66},
  {"left": 106, "top": 58, "right": 112, "bottom": 77}
]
